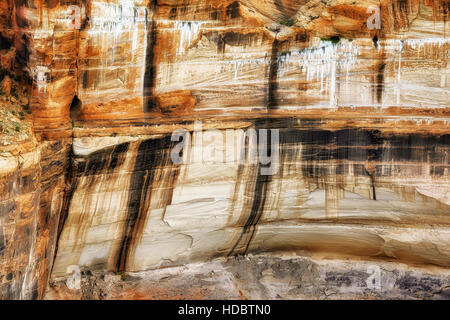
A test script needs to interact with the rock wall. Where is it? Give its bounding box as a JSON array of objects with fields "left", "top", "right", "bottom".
[
  {"left": 0, "top": 0, "right": 449, "bottom": 299},
  {"left": 52, "top": 118, "right": 450, "bottom": 278},
  {"left": 0, "top": 139, "right": 69, "bottom": 299},
  {"left": 0, "top": 0, "right": 448, "bottom": 136},
  {"left": 46, "top": 253, "right": 450, "bottom": 300}
]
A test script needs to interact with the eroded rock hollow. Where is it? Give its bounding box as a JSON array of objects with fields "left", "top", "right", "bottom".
[{"left": 0, "top": 0, "right": 449, "bottom": 299}]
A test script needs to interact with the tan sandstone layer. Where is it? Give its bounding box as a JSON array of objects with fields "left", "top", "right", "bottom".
[{"left": 0, "top": 0, "right": 449, "bottom": 299}]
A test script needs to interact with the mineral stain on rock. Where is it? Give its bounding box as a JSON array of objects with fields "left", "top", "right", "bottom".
[
  {"left": 115, "top": 137, "right": 181, "bottom": 272},
  {"left": 1, "top": 0, "right": 450, "bottom": 300}
]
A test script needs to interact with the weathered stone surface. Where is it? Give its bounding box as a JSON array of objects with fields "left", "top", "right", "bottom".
[
  {"left": 0, "top": 0, "right": 448, "bottom": 137},
  {"left": 45, "top": 253, "right": 450, "bottom": 300},
  {"left": 0, "top": 0, "right": 449, "bottom": 300},
  {"left": 0, "top": 139, "right": 69, "bottom": 299},
  {"left": 51, "top": 118, "right": 450, "bottom": 280},
  {"left": 0, "top": 76, "right": 11, "bottom": 95},
  {"left": 0, "top": 147, "right": 41, "bottom": 299},
  {"left": 0, "top": 82, "right": 69, "bottom": 299}
]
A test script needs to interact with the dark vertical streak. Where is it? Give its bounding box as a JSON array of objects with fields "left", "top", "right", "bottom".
[
  {"left": 372, "top": 176, "right": 377, "bottom": 201},
  {"left": 228, "top": 173, "right": 271, "bottom": 256},
  {"left": 143, "top": 1, "right": 158, "bottom": 112},
  {"left": 226, "top": 2, "right": 240, "bottom": 20},
  {"left": 115, "top": 170, "right": 150, "bottom": 272},
  {"left": 116, "top": 140, "right": 157, "bottom": 271},
  {"left": 228, "top": 122, "right": 274, "bottom": 256},
  {"left": 108, "top": 143, "right": 130, "bottom": 173},
  {"left": 267, "top": 39, "right": 280, "bottom": 109},
  {"left": 53, "top": 143, "right": 130, "bottom": 276},
  {"left": 376, "top": 62, "right": 385, "bottom": 104},
  {"left": 274, "top": 0, "right": 286, "bottom": 14},
  {"left": 55, "top": 148, "right": 76, "bottom": 249},
  {"left": 372, "top": 36, "right": 379, "bottom": 49},
  {"left": 217, "top": 34, "right": 225, "bottom": 54},
  {"left": 115, "top": 137, "right": 180, "bottom": 272}
]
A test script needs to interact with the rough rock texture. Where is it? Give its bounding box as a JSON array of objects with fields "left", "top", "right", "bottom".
[
  {"left": 0, "top": 0, "right": 449, "bottom": 300},
  {"left": 46, "top": 253, "right": 450, "bottom": 300},
  {"left": 0, "top": 0, "right": 448, "bottom": 136},
  {"left": 51, "top": 119, "right": 450, "bottom": 279},
  {"left": 0, "top": 77, "right": 70, "bottom": 299},
  {"left": 0, "top": 137, "right": 69, "bottom": 299}
]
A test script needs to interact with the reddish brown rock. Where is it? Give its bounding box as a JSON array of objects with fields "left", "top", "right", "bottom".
[
  {"left": 0, "top": 0, "right": 447, "bottom": 136},
  {"left": 0, "top": 75, "right": 11, "bottom": 95},
  {"left": 0, "top": 0, "right": 449, "bottom": 300}
]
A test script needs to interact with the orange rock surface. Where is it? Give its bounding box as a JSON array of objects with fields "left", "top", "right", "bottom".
[{"left": 0, "top": 0, "right": 449, "bottom": 300}]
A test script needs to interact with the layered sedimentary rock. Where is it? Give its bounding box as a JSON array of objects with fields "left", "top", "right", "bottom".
[
  {"left": 0, "top": 138, "right": 69, "bottom": 299},
  {"left": 51, "top": 118, "right": 450, "bottom": 278},
  {"left": 46, "top": 253, "right": 450, "bottom": 300},
  {"left": 0, "top": 0, "right": 449, "bottom": 300},
  {"left": 0, "top": 0, "right": 448, "bottom": 134},
  {"left": 0, "top": 144, "right": 41, "bottom": 299}
]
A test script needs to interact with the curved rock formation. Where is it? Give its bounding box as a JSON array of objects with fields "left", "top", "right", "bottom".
[
  {"left": 0, "top": 0, "right": 449, "bottom": 299},
  {"left": 52, "top": 119, "right": 450, "bottom": 278}
]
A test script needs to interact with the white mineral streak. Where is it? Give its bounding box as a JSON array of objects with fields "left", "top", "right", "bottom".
[
  {"left": 231, "top": 57, "right": 267, "bottom": 81},
  {"left": 404, "top": 38, "right": 449, "bottom": 55},
  {"left": 157, "top": 33, "right": 448, "bottom": 109},
  {"left": 330, "top": 59, "right": 337, "bottom": 107},
  {"left": 34, "top": 66, "right": 50, "bottom": 93},
  {"left": 173, "top": 21, "right": 206, "bottom": 55},
  {"left": 396, "top": 40, "right": 403, "bottom": 105},
  {"left": 277, "top": 40, "right": 359, "bottom": 107},
  {"left": 89, "top": 0, "right": 147, "bottom": 63},
  {"left": 90, "top": 1, "right": 146, "bottom": 35},
  {"left": 271, "top": 38, "right": 448, "bottom": 108},
  {"left": 78, "top": 1, "right": 147, "bottom": 99},
  {"left": 51, "top": 5, "right": 85, "bottom": 29},
  {"left": 383, "top": 38, "right": 450, "bottom": 105}
]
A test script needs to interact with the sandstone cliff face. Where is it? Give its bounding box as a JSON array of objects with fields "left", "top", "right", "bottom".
[
  {"left": 1, "top": 0, "right": 448, "bottom": 134},
  {"left": 0, "top": 77, "right": 69, "bottom": 299},
  {"left": 0, "top": 137, "right": 69, "bottom": 299},
  {"left": 46, "top": 254, "right": 450, "bottom": 300},
  {"left": 0, "top": 0, "right": 449, "bottom": 300},
  {"left": 51, "top": 119, "right": 450, "bottom": 278}
]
